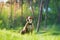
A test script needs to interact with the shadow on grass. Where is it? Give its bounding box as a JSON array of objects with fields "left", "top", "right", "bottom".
[
  {"left": 35, "top": 31, "right": 46, "bottom": 34},
  {"left": 51, "top": 32, "right": 60, "bottom": 35},
  {"left": 35, "top": 31, "right": 60, "bottom": 36}
]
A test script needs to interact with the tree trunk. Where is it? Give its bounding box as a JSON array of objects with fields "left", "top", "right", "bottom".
[
  {"left": 19, "top": 0, "right": 23, "bottom": 25},
  {"left": 0, "top": 3, "right": 4, "bottom": 19},
  {"left": 26, "top": 0, "right": 35, "bottom": 18},
  {"left": 44, "top": 0, "right": 50, "bottom": 29},
  {"left": 54, "top": 0, "right": 60, "bottom": 24},
  {"left": 19, "top": 0, "right": 23, "bottom": 15},
  {"left": 36, "top": 0, "right": 44, "bottom": 32},
  {"left": 30, "top": 0, "right": 35, "bottom": 18},
  {"left": 9, "top": 0, "right": 13, "bottom": 28},
  {"left": 57, "top": 7, "right": 60, "bottom": 24},
  {"left": 13, "top": 1, "right": 18, "bottom": 28}
]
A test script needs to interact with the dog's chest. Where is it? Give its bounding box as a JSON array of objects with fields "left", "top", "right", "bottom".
[
  {"left": 29, "top": 25, "right": 32, "bottom": 29},
  {"left": 27, "top": 25, "right": 32, "bottom": 31}
]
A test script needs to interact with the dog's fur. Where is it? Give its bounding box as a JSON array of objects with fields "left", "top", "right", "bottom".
[{"left": 20, "top": 16, "right": 34, "bottom": 34}]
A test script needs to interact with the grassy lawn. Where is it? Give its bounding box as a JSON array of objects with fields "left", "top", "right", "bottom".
[{"left": 0, "top": 29, "right": 60, "bottom": 40}]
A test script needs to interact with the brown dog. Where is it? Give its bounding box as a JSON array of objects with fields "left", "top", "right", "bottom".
[{"left": 20, "top": 16, "right": 34, "bottom": 34}]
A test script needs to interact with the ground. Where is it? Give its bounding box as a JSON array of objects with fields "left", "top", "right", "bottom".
[{"left": 0, "top": 29, "right": 60, "bottom": 40}]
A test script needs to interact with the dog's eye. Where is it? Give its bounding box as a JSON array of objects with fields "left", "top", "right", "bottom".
[
  {"left": 29, "top": 18, "right": 31, "bottom": 19},
  {"left": 27, "top": 19, "right": 29, "bottom": 21}
]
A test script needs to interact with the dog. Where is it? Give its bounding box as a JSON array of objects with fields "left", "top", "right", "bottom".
[{"left": 20, "top": 16, "right": 34, "bottom": 34}]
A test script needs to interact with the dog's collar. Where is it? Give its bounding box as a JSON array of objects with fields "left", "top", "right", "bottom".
[{"left": 28, "top": 23, "right": 32, "bottom": 25}]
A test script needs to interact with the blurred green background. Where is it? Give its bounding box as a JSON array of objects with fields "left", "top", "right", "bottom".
[{"left": 0, "top": 0, "right": 60, "bottom": 33}]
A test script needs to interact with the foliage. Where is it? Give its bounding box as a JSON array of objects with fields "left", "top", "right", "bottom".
[{"left": 0, "top": 0, "right": 60, "bottom": 31}]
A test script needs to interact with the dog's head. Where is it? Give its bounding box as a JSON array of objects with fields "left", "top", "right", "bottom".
[{"left": 26, "top": 16, "right": 33, "bottom": 23}]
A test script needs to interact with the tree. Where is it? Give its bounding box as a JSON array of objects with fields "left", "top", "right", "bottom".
[
  {"left": 19, "top": 0, "right": 23, "bottom": 16},
  {"left": 44, "top": 0, "right": 50, "bottom": 30},
  {"left": 26, "top": 0, "right": 35, "bottom": 19},
  {"left": 19, "top": 0, "right": 23, "bottom": 25},
  {"left": 13, "top": 0, "right": 19, "bottom": 28},
  {"left": 53, "top": 0, "right": 60, "bottom": 24},
  {"left": 0, "top": 2, "right": 4, "bottom": 19},
  {"left": 36, "top": 0, "right": 44, "bottom": 32},
  {"left": 9, "top": 0, "right": 13, "bottom": 28},
  {"left": 29, "top": 0, "right": 35, "bottom": 18}
]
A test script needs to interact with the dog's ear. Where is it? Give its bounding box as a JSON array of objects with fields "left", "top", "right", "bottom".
[
  {"left": 26, "top": 16, "right": 29, "bottom": 21},
  {"left": 30, "top": 16, "right": 33, "bottom": 19}
]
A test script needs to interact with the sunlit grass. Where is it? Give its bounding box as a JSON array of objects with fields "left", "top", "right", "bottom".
[{"left": 0, "top": 29, "right": 60, "bottom": 40}]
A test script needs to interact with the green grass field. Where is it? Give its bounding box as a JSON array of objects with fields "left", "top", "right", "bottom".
[{"left": 0, "top": 29, "right": 60, "bottom": 40}]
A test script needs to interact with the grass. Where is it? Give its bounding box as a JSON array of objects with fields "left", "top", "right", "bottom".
[{"left": 0, "top": 29, "right": 60, "bottom": 40}]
